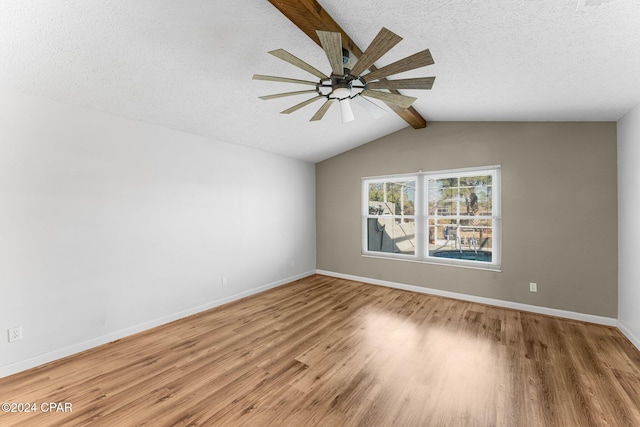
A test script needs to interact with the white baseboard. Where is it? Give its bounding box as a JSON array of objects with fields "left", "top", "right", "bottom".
[
  {"left": 0, "top": 270, "right": 315, "bottom": 379},
  {"left": 617, "top": 321, "right": 640, "bottom": 351},
  {"left": 316, "top": 270, "right": 618, "bottom": 327}
]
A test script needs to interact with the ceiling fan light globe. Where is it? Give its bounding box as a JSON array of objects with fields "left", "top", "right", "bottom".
[{"left": 333, "top": 87, "right": 351, "bottom": 100}]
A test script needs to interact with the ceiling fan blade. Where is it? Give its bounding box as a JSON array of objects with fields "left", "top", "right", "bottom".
[
  {"left": 339, "top": 98, "right": 355, "bottom": 123},
  {"left": 252, "top": 74, "right": 317, "bottom": 86},
  {"left": 367, "top": 77, "right": 436, "bottom": 90},
  {"left": 280, "top": 95, "right": 324, "bottom": 114},
  {"left": 362, "top": 49, "right": 434, "bottom": 82},
  {"left": 259, "top": 90, "right": 318, "bottom": 100},
  {"left": 310, "top": 99, "right": 335, "bottom": 121},
  {"left": 348, "top": 28, "right": 402, "bottom": 77},
  {"left": 353, "top": 95, "right": 387, "bottom": 119},
  {"left": 317, "top": 30, "right": 344, "bottom": 75},
  {"left": 361, "top": 90, "right": 417, "bottom": 109},
  {"left": 268, "top": 49, "right": 329, "bottom": 80}
]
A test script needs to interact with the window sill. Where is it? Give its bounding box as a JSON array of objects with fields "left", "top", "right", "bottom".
[{"left": 361, "top": 253, "right": 502, "bottom": 272}]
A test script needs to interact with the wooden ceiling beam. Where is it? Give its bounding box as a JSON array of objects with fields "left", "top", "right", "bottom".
[{"left": 267, "top": 0, "right": 427, "bottom": 129}]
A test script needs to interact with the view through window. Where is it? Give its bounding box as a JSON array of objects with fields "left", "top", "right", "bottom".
[
  {"left": 366, "top": 178, "right": 416, "bottom": 255},
  {"left": 362, "top": 166, "right": 501, "bottom": 270}
]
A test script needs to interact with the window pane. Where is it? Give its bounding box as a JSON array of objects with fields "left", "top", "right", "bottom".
[
  {"left": 429, "top": 219, "right": 493, "bottom": 262},
  {"left": 459, "top": 219, "right": 492, "bottom": 228},
  {"left": 459, "top": 220, "right": 492, "bottom": 250},
  {"left": 395, "top": 217, "right": 415, "bottom": 255},
  {"left": 368, "top": 183, "right": 384, "bottom": 203},
  {"left": 367, "top": 217, "right": 415, "bottom": 255},
  {"left": 368, "top": 201, "right": 393, "bottom": 215},
  {"left": 368, "top": 183, "right": 388, "bottom": 215},
  {"left": 385, "top": 181, "right": 415, "bottom": 216},
  {"left": 459, "top": 175, "right": 492, "bottom": 217},
  {"left": 477, "top": 185, "right": 492, "bottom": 216},
  {"left": 368, "top": 180, "right": 415, "bottom": 216},
  {"left": 430, "top": 248, "right": 492, "bottom": 262},
  {"left": 429, "top": 219, "right": 458, "bottom": 253},
  {"left": 460, "top": 175, "right": 492, "bottom": 187},
  {"left": 429, "top": 178, "right": 458, "bottom": 216},
  {"left": 400, "top": 181, "right": 416, "bottom": 216}
]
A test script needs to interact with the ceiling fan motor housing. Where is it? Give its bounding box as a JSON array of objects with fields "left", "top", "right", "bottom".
[{"left": 320, "top": 75, "right": 363, "bottom": 100}]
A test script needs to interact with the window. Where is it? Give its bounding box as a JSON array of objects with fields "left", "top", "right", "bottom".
[
  {"left": 362, "top": 166, "right": 501, "bottom": 270},
  {"left": 364, "top": 177, "right": 417, "bottom": 256}
]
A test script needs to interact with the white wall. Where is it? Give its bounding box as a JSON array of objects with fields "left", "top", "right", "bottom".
[
  {"left": 0, "top": 90, "right": 316, "bottom": 377},
  {"left": 617, "top": 102, "right": 640, "bottom": 350}
]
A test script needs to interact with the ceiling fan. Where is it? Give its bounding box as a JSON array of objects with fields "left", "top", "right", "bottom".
[{"left": 253, "top": 27, "right": 435, "bottom": 123}]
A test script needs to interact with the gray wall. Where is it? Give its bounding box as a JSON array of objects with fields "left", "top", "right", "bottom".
[
  {"left": 317, "top": 122, "right": 617, "bottom": 317},
  {"left": 618, "top": 103, "right": 640, "bottom": 346},
  {"left": 0, "top": 90, "right": 316, "bottom": 377}
]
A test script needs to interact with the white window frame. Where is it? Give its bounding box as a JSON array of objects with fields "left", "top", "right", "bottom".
[
  {"left": 362, "top": 165, "right": 501, "bottom": 271},
  {"left": 361, "top": 174, "right": 420, "bottom": 260}
]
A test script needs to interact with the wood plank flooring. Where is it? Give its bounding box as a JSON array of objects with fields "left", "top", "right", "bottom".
[{"left": 1, "top": 274, "right": 639, "bottom": 426}]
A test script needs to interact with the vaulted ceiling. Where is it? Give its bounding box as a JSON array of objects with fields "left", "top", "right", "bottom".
[{"left": 1, "top": 0, "right": 639, "bottom": 162}]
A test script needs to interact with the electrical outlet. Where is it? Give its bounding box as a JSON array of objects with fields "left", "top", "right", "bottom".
[
  {"left": 8, "top": 326, "right": 22, "bottom": 342},
  {"left": 222, "top": 276, "right": 228, "bottom": 286},
  {"left": 529, "top": 282, "right": 537, "bottom": 293}
]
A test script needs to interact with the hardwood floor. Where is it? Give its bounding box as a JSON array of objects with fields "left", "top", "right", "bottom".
[{"left": 1, "top": 274, "right": 639, "bottom": 426}]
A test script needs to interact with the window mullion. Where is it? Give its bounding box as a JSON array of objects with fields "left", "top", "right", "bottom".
[{"left": 416, "top": 175, "right": 425, "bottom": 259}]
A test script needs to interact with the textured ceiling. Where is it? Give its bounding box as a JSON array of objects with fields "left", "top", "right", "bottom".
[{"left": 1, "top": 0, "right": 639, "bottom": 162}]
